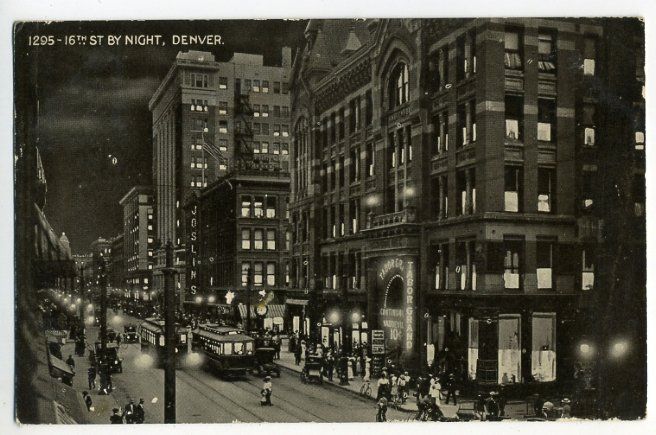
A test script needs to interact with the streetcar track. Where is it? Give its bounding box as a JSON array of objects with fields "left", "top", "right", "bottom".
[
  {"left": 231, "top": 375, "right": 329, "bottom": 422},
  {"left": 176, "top": 370, "right": 264, "bottom": 422}
]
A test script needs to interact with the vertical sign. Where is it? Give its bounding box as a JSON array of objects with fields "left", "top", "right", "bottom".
[
  {"left": 188, "top": 203, "right": 199, "bottom": 295},
  {"left": 405, "top": 260, "right": 415, "bottom": 352},
  {"left": 371, "top": 329, "right": 385, "bottom": 377}
]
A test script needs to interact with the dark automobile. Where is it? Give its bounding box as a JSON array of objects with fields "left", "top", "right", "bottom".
[
  {"left": 107, "top": 328, "right": 118, "bottom": 342},
  {"left": 300, "top": 355, "right": 323, "bottom": 384},
  {"left": 123, "top": 324, "right": 138, "bottom": 343},
  {"left": 252, "top": 347, "right": 281, "bottom": 378},
  {"left": 94, "top": 342, "right": 123, "bottom": 373}
]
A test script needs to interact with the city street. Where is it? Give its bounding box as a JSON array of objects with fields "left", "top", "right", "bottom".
[{"left": 83, "top": 311, "right": 407, "bottom": 423}]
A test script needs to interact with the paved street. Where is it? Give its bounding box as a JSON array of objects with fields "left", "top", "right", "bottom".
[{"left": 78, "top": 311, "right": 407, "bottom": 423}]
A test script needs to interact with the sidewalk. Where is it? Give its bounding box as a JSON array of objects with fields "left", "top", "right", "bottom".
[
  {"left": 276, "top": 348, "right": 529, "bottom": 420},
  {"left": 61, "top": 333, "right": 122, "bottom": 424}
]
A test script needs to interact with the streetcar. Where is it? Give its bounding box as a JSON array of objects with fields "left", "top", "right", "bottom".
[
  {"left": 192, "top": 324, "right": 256, "bottom": 376},
  {"left": 139, "top": 317, "right": 190, "bottom": 367}
]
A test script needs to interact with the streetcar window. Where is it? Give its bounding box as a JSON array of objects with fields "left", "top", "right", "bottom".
[
  {"left": 234, "top": 343, "right": 244, "bottom": 355},
  {"left": 246, "top": 342, "right": 254, "bottom": 352},
  {"left": 224, "top": 343, "right": 233, "bottom": 355}
]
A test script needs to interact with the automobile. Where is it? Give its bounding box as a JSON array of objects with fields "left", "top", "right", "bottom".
[
  {"left": 94, "top": 342, "right": 123, "bottom": 373},
  {"left": 106, "top": 328, "right": 118, "bottom": 342},
  {"left": 300, "top": 355, "right": 323, "bottom": 384},
  {"left": 123, "top": 324, "right": 139, "bottom": 343},
  {"left": 252, "top": 347, "right": 281, "bottom": 378}
]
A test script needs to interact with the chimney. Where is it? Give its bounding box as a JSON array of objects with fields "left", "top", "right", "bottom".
[{"left": 282, "top": 46, "right": 292, "bottom": 68}]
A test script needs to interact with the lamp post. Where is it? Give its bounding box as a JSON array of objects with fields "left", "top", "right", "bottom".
[
  {"left": 246, "top": 267, "right": 253, "bottom": 335},
  {"left": 163, "top": 241, "right": 177, "bottom": 423}
]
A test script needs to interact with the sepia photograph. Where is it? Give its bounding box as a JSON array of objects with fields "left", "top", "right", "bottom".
[{"left": 12, "top": 10, "right": 648, "bottom": 427}]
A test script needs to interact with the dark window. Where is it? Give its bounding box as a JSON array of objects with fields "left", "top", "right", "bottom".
[
  {"left": 538, "top": 167, "right": 556, "bottom": 213},
  {"left": 537, "top": 99, "right": 556, "bottom": 142},
  {"left": 349, "top": 147, "right": 359, "bottom": 182},
  {"left": 456, "top": 36, "right": 466, "bottom": 81},
  {"left": 505, "top": 95, "right": 523, "bottom": 141},
  {"left": 365, "top": 90, "right": 373, "bottom": 126},
  {"left": 338, "top": 107, "right": 345, "bottom": 140},
  {"left": 538, "top": 31, "right": 557, "bottom": 72},
  {"left": 504, "top": 166, "right": 523, "bottom": 212},
  {"left": 366, "top": 142, "right": 375, "bottom": 177}
]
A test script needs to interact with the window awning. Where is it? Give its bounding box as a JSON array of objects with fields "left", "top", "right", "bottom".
[
  {"left": 238, "top": 304, "right": 286, "bottom": 319},
  {"left": 49, "top": 355, "right": 74, "bottom": 377},
  {"left": 285, "top": 298, "right": 309, "bottom": 306}
]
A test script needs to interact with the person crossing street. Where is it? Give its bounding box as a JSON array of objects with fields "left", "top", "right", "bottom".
[{"left": 261, "top": 376, "right": 273, "bottom": 406}]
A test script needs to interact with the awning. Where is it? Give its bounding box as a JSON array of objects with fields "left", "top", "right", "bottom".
[
  {"left": 286, "top": 298, "right": 309, "bottom": 306},
  {"left": 49, "top": 355, "right": 74, "bottom": 377},
  {"left": 238, "top": 304, "right": 286, "bottom": 319}
]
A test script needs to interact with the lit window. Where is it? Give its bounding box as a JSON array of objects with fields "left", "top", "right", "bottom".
[
  {"left": 267, "top": 229, "right": 276, "bottom": 250},
  {"left": 219, "top": 77, "right": 228, "bottom": 90},
  {"left": 537, "top": 167, "right": 555, "bottom": 213},
  {"left": 254, "top": 262, "right": 263, "bottom": 286},
  {"left": 503, "top": 239, "right": 523, "bottom": 289},
  {"left": 262, "top": 81, "right": 269, "bottom": 93},
  {"left": 504, "top": 30, "right": 522, "bottom": 70},
  {"left": 218, "top": 101, "right": 228, "bottom": 115},
  {"left": 241, "top": 229, "right": 251, "bottom": 250},
  {"left": 254, "top": 196, "right": 264, "bottom": 217},
  {"left": 536, "top": 241, "right": 554, "bottom": 289},
  {"left": 254, "top": 230, "right": 263, "bottom": 250},
  {"left": 538, "top": 32, "right": 557, "bottom": 72},
  {"left": 218, "top": 121, "right": 228, "bottom": 134},
  {"left": 505, "top": 95, "right": 523, "bottom": 141},
  {"left": 253, "top": 80, "right": 260, "bottom": 93},
  {"left": 266, "top": 263, "right": 276, "bottom": 285},
  {"left": 504, "top": 166, "right": 522, "bottom": 212}
]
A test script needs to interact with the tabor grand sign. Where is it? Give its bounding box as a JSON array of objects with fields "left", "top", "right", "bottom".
[{"left": 377, "top": 257, "right": 416, "bottom": 354}]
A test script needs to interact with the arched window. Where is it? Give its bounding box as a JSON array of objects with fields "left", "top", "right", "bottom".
[{"left": 389, "top": 62, "right": 409, "bottom": 109}]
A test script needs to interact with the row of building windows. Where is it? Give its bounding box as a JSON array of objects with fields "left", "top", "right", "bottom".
[
  {"left": 241, "top": 261, "right": 283, "bottom": 286},
  {"left": 317, "top": 90, "right": 374, "bottom": 150},
  {"left": 430, "top": 240, "right": 595, "bottom": 292},
  {"left": 319, "top": 251, "right": 363, "bottom": 291},
  {"left": 253, "top": 105, "right": 290, "bottom": 118},
  {"left": 318, "top": 200, "right": 360, "bottom": 240},
  {"left": 240, "top": 195, "right": 278, "bottom": 218},
  {"left": 240, "top": 79, "right": 289, "bottom": 94},
  {"left": 251, "top": 141, "right": 290, "bottom": 155},
  {"left": 237, "top": 122, "right": 290, "bottom": 137}
]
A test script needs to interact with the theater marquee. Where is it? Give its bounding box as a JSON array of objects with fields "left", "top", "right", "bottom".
[{"left": 377, "top": 257, "right": 416, "bottom": 354}]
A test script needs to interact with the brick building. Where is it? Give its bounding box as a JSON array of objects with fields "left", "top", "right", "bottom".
[
  {"left": 288, "top": 18, "right": 645, "bottom": 391},
  {"left": 149, "top": 49, "right": 292, "bottom": 305}
]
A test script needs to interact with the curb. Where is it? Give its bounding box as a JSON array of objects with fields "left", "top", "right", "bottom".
[{"left": 277, "top": 364, "right": 416, "bottom": 413}]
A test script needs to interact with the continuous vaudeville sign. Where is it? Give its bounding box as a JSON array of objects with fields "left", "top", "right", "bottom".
[{"left": 378, "top": 257, "right": 415, "bottom": 353}]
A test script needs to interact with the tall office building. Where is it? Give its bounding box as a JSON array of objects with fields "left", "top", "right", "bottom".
[{"left": 149, "top": 49, "right": 292, "bottom": 302}]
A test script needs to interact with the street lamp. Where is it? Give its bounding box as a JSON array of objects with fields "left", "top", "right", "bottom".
[{"left": 610, "top": 339, "right": 629, "bottom": 359}]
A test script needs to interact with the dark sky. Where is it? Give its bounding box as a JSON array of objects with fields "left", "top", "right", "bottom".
[{"left": 15, "top": 20, "right": 307, "bottom": 253}]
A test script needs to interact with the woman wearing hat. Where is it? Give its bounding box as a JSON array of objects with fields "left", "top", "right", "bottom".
[{"left": 261, "top": 376, "right": 273, "bottom": 406}]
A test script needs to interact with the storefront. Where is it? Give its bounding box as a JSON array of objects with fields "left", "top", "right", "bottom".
[
  {"left": 285, "top": 297, "right": 311, "bottom": 336},
  {"left": 424, "top": 294, "right": 578, "bottom": 390}
]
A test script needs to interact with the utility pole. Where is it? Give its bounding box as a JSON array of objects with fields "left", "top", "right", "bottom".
[
  {"left": 245, "top": 267, "right": 253, "bottom": 335},
  {"left": 78, "top": 263, "right": 86, "bottom": 337},
  {"left": 163, "top": 241, "right": 176, "bottom": 423},
  {"left": 99, "top": 256, "right": 108, "bottom": 354}
]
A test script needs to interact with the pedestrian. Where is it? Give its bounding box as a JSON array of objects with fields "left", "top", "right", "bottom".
[
  {"left": 123, "top": 399, "right": 136, "bottom": 423},
  {"left": 429, "top": 375, "right": 442, "bottom": 405},
  {"left": 261, "top": 376, "right": 273, "bottom": 406},
  {"left": 82, "top": 391, "right": 93, "bottom": 411},
  {"left": 110, "top": 408, "right": 123, "bottom": 424},
  {"left": 561, "top": 398, "right": 571, "bottom": 418},
  {"left": 498, "top": 385, "right": 507, "bottom": 417},
  {"left": 273, "top": 334, "right": 281, "bottom": 360},
  {"left": 398, "top": 371, "right": 408, "bottom": 403},
  {"left": 116, "top": 333, "right": 122, "bottom": 347},
  {"left": 376, "top": 397, "right": 388, "bottom": 422},
  {"left": 135, "top": 398, "right": 145, "bottom": 423},
  {"left": 294, "top": 342, "right": 302, "bottom": 365},
  {"left": 87, "top": 366, "right": 96, "bottom": 390},
  {"left": 445, "top": 372, "right": 457, "bottom": 405},
  {"left": 326, "top": 352, "right": 334, "bottom": 381},
  {"left": 390, "top": 373, "right": 399, "bottom": 403},
  {"left": 66, "top": 354, "right": 75, "bottom": 371},
  {"left": 485, "top": 391, "right": 500, "bottom": 420},
  {"left": 376, "top": 372, "right": 390, "bottom": 400}
]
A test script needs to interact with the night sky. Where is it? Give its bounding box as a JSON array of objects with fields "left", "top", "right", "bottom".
[{"left": 15, "top": 20, "right": 307, "bottom": 253}]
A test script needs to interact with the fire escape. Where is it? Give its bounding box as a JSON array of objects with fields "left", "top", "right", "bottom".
[{"left": 234, "top": 86, "right": 255, "bottom": 173}]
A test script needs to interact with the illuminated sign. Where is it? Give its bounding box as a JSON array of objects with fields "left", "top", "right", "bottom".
[
  {"left": 188, "top": 203, "right": 199, "bottom": 295},
  {"left": 377, "top": 256, "right": 416, "bottom": 354}
]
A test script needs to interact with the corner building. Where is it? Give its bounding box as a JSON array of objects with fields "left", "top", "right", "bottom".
[{"left": 289, "top": 19, "right": 645, "bottom": 389}]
